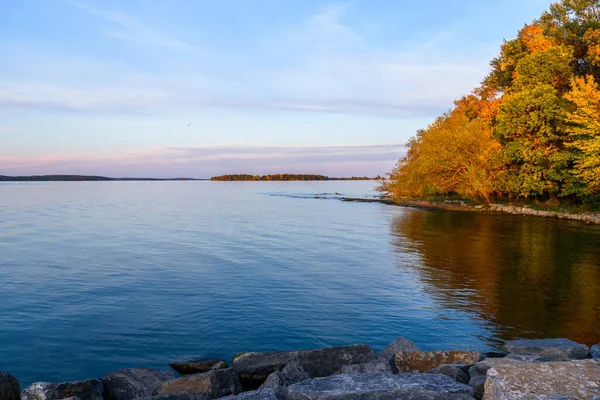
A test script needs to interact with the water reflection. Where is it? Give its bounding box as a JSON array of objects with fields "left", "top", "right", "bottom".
[{"left": 391, "top": 209, "right": 600, "bottom": 347}]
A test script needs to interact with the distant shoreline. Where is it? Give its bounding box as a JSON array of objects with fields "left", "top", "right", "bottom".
[
  {"left": 0, "top": 175, "right": 207, "bottom": 182},
  {"left": 0, "top": 174, "right": 379, "bottom": 182}
]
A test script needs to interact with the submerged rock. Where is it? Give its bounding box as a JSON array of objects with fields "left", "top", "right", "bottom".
[
  {"left": 395, "top": 350, "right": 482, "bottom": 373},
  {"left": 0, "top": 371, "right": 19, "bottom": 400},
  {"left": 21, "top": 379, "right": 103, "bottom": 400},
  {"left": 259, "top": 361, "right": 309, "bottom": 389},
  {"left": 101, "top": 368, "right": 176, "bottom": 400},
  {"left": 286, "top": 373, "right": 474, "bottom": 399},
  {"left": 152, "top": 368, "right": 241, "bottom": 399},
  {"left": 169, "top": 360, "right": 228, "bottom": 376},
  {"left": 483, "top": 359, "right": 600, "bottom": 399},
  {"left": 503, "top": 338, "right": 589, "bottom": 361},
  {"left": 338, "top": 360, "right": 392, "bottom": 374},
  {"left": 232, "top": 345, "right": 376, "bottom": 389}
]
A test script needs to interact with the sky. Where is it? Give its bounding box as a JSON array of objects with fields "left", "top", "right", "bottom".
[{"left": 1, "top": 0, "right": 552, "bottom": 178}]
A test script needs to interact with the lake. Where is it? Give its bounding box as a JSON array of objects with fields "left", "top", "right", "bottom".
[{"left": 1, "top": 181, "right": 599, "bottom": 385}]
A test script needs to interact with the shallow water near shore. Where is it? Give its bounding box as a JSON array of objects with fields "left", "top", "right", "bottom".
[{"left": 1, "top": 180, "right": 599, "bottom": 386}]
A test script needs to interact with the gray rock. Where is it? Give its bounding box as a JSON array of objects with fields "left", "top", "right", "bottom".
[
  {"left": 218, "top": 387, "right": 287, "bottom": 400},
  {"left": 169, "top": 360, "right": 228, "bottom": 376},
  {"left": 395, "top": 350, "right": 482, "bottom": 373},
  {"left": 232, "top": 345, "right": 376, "bottom": 389},
  {"left": 133, "top": 393, "right": 196, "bottom": 400},
  {"left": 21, "top": 379, "right": 103, "bottom": 400},
  {"left": 101, "top": 368, "right": 176, "bottom": 400},
  {"left": 469, "top": 375, "right": 486, "bottom": 400},
  {"left": 592, "top": 344, "right": 600, "bottom": 359},
  {"left": 0, "top": 371, "right": 19, "bottom": 400},
  {"left": 338, "top": 361, "right": 392, "bottom": 374},
  {"left": 503, "top": 338, "right": 589, "bottom": 361},
  {"left": 286, "top": 373, "right": 474, "bottom": 399},
  {"left": 483, "top": 359, "right": 600, "bottom": 399},
  {"left": 259, "top": 361, "right": 309, "bottom": 389},
  {"left": 59, "top": 398, "right": 81, "bottom": 400},
  {"left": 152, "top": 368, "right": 241, "bottom": 399},
  {"left": 428, "top": 364, "right": 469, "bottom": 384},
  {"left": 378, "top": 336, "right": 419, "bottom": 362}
]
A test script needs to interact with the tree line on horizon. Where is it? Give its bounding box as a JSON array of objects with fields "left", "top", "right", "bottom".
[
  {"left": 383, "top": 0, "right": 600, "bottom": 205},
  {"left": 210, "top": 174, "right": 377, "bottom": 181}
]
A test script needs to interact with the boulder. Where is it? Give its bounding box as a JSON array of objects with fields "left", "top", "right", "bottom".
[
  {"left": 232, "top": 345, "right": 376, "bottom": 389},
  {"left": 60, "top": 398, "right": 81, "bottom": 400},
  {"left": 169, "top": 360, "right": 228, "bottom": 376},
  {"left": 0, "top": 371, "right": 19, "bottom": 400},
  {"left": 395, "top": 350, "right": 482, "bottom": 373},
  {"left": 259, "top": 361, "right": 309, "bottom": 389},
  {"left": 133, "top": 393, "right": 197, "bottom": 400},
  {"left": 503, "top": 338, "right": 589, "bottom": 361},
  {"left": 21, "top": 379, "right": 103, "bottom": 400},
  {"left": 467, "top": 355, "right": 547, "bottom": 399},
  {"left": 591, "top": 344, "right": 599, "bottom": 359},
  {"left": 483, "top": 359, "right": 600, "bottom": 399},
  {"left": 101, "top": 368, "right": 176, "bottom": 400},
  {"left": 286, "top": 373, "right": 474, "bottom": 399},
  {"left": 218, "top": 387, "right": 287, "bottom": 400},
  {"left": 427, "top": 364, "right": 469, "bottom": 384},
  {"left": 338, "top": 360, "right": 392, "bottom": 374},
  {"left": 152, "top": 368, "right": 241, "bottom": 399},
  {"left": 378, "top": 336, "right": 420, "bottom": 373}
]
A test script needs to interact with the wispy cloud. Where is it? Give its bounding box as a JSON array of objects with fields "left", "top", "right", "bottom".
[
  {"left": 66, "top": 1, "right": 200, "bottom": 53},
  {"left": 0, "top": 144, "right": 404, "bottom": 178}
]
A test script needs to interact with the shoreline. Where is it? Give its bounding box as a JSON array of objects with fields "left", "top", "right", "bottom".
[
  {"left": 341, "top": 197, "right": 600, "bottom": 225},
  {"left": 3, "top": 336, "right": 599, "bottom": 399}
]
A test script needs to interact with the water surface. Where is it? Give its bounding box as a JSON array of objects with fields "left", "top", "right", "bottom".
[{"left": 1, "top": 181, "right": 599, "bottom": 385}]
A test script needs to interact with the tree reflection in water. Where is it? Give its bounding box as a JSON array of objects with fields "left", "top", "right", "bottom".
[{"left": 390, "top": 209, "right": 600, "bottom": 347}]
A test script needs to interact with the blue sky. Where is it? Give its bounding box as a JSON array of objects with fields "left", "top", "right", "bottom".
[{"left": 1, "top": 0, "right": 551, "bottom": 178}]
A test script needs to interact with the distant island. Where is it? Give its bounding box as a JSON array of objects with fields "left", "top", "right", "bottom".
[
  {"left": 210, "top": 174, "right": 379, "bottom": 181},
  {"left": 0, "top": 175, "right": 204, "bottom": 181}
]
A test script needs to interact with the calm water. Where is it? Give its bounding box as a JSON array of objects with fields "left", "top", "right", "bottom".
[{"left": 1, "top": 181, "right": 599, "bottom": 385}]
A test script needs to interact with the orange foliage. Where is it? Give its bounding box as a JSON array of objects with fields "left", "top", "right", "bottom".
[{"left": 520, "top": 24, "right": 555, "bottom": 53}]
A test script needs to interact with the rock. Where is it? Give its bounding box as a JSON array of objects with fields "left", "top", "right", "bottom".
[
  {"left": 338, "top": 360, "right": 392, "bottom": 374},
  {"left": 592, "top": 344, "right": 600, "bottom": 359},
  {"left": 395, "top": 350, "right": 482, "bottom": 373},
  {"left": 218, "top": 387, "right": 287, "bottom": 400},
  {"left": 60, "top": 398, "right": 81, "bottom": 400},
  {"left": 378, "top": 336, "right": 420, "bottom": 373},
  {"left": 0, "top": 371, "right": 20, "bottom": 400},
  {"left": 484, "top": 352, "right": 507, "bottom": 359},
  {"left": 101, "top": 368, "right": 176, "bottom": 400},
  {"left": 483, "top": 359, "right": 600, "bottom": 399},
  {"left": 133, "top": 393, "right": 197, "bottom": 400},
  {"left": 469, "top": 375, "right": 486, "bottom": 400},
  {"left": 232, "top": 345, "right": 376, "bottom": 389},
  {"left": 427, "top": 364, "right": 469, "bottom": 384},
  {"left": 286, "top": 373, "right": 474, "bottom": 399},
  {"left": 169, "top": 360, "right": 228, "bottom": 376},
  {"left": 152, "top": 368, "right": 241, "bottom": 399},
  {"left": 21, "top": 379, "right": 103, "bottom": 400},
  {"left": 259, "top": 361, "right": 309, "bottom": 389},
  {"left": 503, "top": 338, "right": 589, "bottom": 361},
  {"left": 468, "top": 354, "right": 547, "bottom": 391}
]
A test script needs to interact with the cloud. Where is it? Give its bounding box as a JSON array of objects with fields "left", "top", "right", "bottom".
[
  {"left": 0, "top": 2, "right": 490, "bottom": 118},
  {"left": 66, "top": 1, "right": 200, "bottom": 53},
  {"left": 0, "top": 144, "right": 405, "bottom": 178}
]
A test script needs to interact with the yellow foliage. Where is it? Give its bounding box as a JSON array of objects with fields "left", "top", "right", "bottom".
[
  {"left": 387, "top": 107, "right": 503, "bottom": 203},
  {"left": 565, "top": 75, "right": 600, "bottom": 194}
]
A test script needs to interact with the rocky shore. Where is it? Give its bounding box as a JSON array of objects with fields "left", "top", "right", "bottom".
[
  {"left": 2, "top": 337, "right": 599, "bottom": 399},
  {"left": 342, "top": 197, "right": 600, "bottom": 225}
]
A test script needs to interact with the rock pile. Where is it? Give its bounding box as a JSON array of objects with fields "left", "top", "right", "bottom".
[{"left": 2, "top": 337, "right": 598, "bottom": 400}]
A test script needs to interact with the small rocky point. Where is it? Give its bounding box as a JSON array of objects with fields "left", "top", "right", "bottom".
[{"left": 4, "top": 337, "right": 599, "bottom": 400}]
